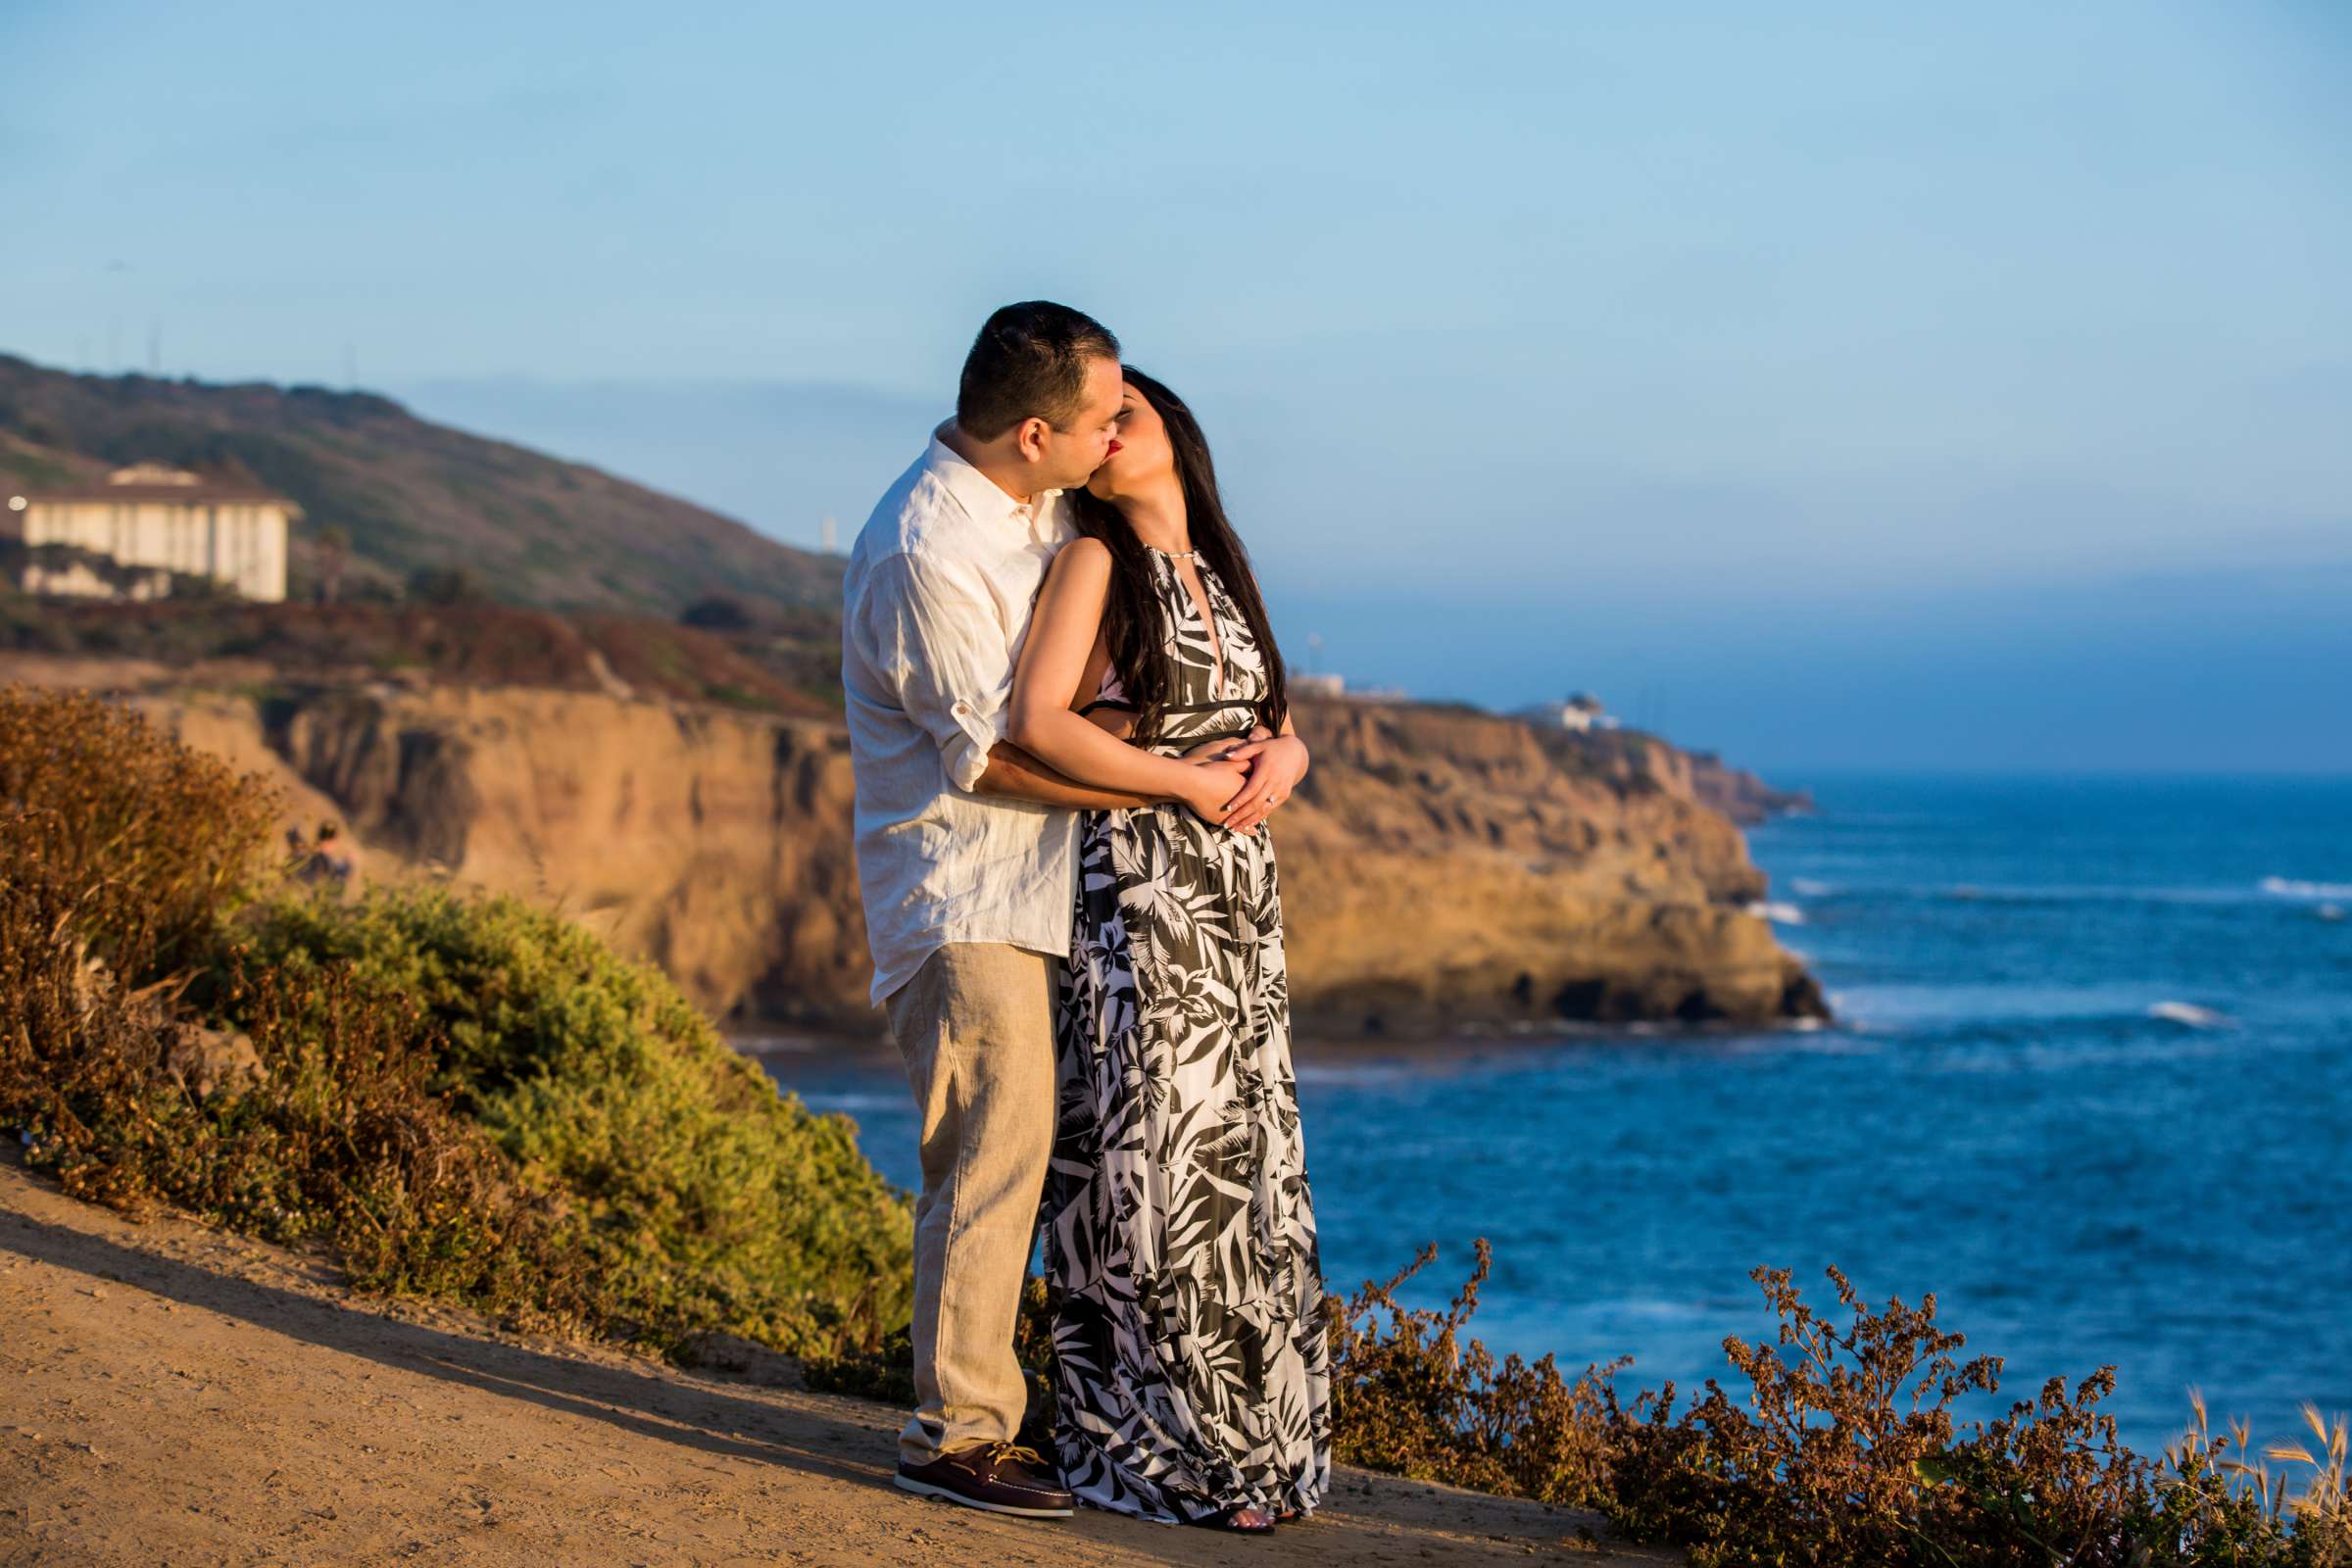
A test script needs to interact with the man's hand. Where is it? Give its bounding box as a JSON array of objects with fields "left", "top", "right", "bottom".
[
  {"left": 1177, "top": 722, "right": 1273, "bottom": 765},
  {"left": 1178, "top": 758, "right": 1251, "bottom": 825},
  {"left": 1168, "top": 724, "right": 1271, "bottom": 825},
  {"left": 1218, "top": 733, "right": 1309, "bottom": 835}
]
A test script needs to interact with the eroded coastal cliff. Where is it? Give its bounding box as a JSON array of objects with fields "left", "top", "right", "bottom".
[{"left": 3, "top": 654, "right": 1823, "bottom": 1034}]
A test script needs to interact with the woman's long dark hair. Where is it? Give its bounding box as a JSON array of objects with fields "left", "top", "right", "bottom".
[{"left": 1065, "top": 368, "right": 1289, "bottom": 740}]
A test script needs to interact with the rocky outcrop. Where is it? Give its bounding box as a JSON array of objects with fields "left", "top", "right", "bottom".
[
  {"left": 1, "top": 655, "right": 1824, "bottom": 1035},
  {"left": 1519, "top": 723, "right": 1813, "bottom": 826},
  {"left": 1681, "top": 750, "right": 1814, "bottom": 825},
  {"left": 1280, "top": 700, "right": 1824, "bottom": 1032}
]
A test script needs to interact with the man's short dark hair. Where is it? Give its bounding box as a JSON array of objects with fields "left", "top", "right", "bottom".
[{"left": 956, "top": 301, "right": 1120, "bottom": 441}]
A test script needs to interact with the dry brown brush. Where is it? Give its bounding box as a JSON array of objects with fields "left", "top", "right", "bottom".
[{"left": 1323, "top": 1246, "right": 2347, "bottom": 1567}]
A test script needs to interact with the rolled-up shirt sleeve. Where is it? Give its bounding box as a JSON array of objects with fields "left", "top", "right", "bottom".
[{"left": 854, "top": 551, "right": 1008, "bottom": 794}]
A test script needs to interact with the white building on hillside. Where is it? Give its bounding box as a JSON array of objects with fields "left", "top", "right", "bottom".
[
  {"left": 4, "top": 463, "right": 297, "bottom": 602},
  {"left": 1514, "top": 691, "right": 1620, "bottom": 732}
]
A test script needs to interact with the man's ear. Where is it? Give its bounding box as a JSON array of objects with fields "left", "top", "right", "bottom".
[{"left": 1013, "top": 416, "right": 1052, "bottom": 464}]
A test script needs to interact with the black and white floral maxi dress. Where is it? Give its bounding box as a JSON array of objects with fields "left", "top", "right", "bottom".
[{"left": 1039, "top": 546, "right": 1333, "bottom": 1525}]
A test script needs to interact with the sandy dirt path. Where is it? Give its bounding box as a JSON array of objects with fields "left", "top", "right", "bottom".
[{"left": 0, "top": 1151, "right": 1670, "bottom": 1566}]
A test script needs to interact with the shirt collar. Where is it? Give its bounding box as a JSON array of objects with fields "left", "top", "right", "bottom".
[{"left": 924, "top": 423, "right": 1057, "bottom": 538}]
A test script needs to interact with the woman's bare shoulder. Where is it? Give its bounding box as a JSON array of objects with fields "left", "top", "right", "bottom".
[
  {"left": 1039, "top": 536, "right": 1115, "bottom": 607},
  {"left": 1053, "top": 535, "right": 1113, "bottom": 572}
]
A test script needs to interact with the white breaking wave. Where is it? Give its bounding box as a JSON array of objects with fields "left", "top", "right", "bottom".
[
  {"left": 2147, "top": 1001, "right": 2231, "bottom": 1030},
  {"left": 732, "top": 1033, "right": 827, "bottom": 1054},
  {"left": 797, "top": 1093, "right": 906, "bottom": 1112},
  {"left": 1295, "top": 1063, "right": 1414, "bottom": 1085},
  {"left": 1944, "top": 884, "right": 2240, "bottom": 906},
  {"left": 1789, "top": 877, "right": 1836, "bottom": 897},
  {"left": 2318, "top": 904, "right": 2347, "bottom": 923},
  {"left": 1746, "top": 900, "right": 1806, "bottom": 925},
  {"left": 2261, "top": 875, "right": 2352, "bottom": 901}
]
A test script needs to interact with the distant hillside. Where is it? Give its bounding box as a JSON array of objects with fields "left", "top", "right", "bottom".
[
  {"left": 0, "top": 597, "right": 840, "bottom": 719},
  {"left": 0, "top": 355, "right": 841, "bottom": 615}
]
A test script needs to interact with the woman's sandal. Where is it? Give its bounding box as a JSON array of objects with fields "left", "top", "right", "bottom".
[{"left": 1189, "top": 1504, "right": 1277, "bottom": 1533}]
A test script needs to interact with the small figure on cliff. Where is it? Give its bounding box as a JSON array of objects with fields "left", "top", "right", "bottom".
[{"left": 286, "top": 819, "right": 355, "bottom": 891}]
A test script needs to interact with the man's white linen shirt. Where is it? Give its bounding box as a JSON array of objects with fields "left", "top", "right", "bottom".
[{"left": 842, "top": 432, "right": 1080, "bottom": 1007}]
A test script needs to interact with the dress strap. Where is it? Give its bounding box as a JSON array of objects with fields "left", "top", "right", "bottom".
[
  {"left": 1146, "top": 700, "right": 1263, "bottom": 716},
  {"left": 1135, "top": 724, "right": 1258, "bottom": 758},
  {"left": 1078, "top": 698, "right": 1258, "bottom": 719}
]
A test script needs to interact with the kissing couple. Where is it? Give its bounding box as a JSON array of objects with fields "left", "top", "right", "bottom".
[{"left": 841, "top": 301, "right": 1330, "bottom": 1533}]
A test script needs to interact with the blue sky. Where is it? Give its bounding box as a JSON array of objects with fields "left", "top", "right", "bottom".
[{"left": 6, "top": 1, "right": 2347, "bottom": 773}]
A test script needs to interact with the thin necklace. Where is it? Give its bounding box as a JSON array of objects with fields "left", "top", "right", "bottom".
[{"left": 1152, "top": 543, "right": 1198, "bottom": 561}]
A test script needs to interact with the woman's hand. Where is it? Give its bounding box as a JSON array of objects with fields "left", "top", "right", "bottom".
[
  {"left": 1219, "top": 733, "right": 1308, "bottom": 834},
  {"left": 1166, "top": 725, "right": 1265, "bottom": 824}
]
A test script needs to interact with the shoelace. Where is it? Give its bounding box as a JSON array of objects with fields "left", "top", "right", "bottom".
[{"left": 982, "top": 1442, "right": 1048, "bottom": 1470}]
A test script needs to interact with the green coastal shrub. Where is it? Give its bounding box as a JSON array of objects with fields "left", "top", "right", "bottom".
[
  {"left": 2, "top": 875, "right": 588, "bottom": 1324},
  {"left": 0, "top": 682, "right": 910, "bottom": 1361},
  {"left": 228, "top": 883, "right": 912, "bottom": 1355},
  {"left": 0, "top": 686, "right": 563, "bottom": 1318}
]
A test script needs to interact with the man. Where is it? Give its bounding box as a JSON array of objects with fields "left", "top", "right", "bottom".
[{"left": 842, "top": 302, "right": 1250, "bottom": 1518}]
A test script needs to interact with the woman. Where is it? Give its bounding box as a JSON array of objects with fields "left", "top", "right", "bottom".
[{"left": 1007, "top": 369, "right": 1330, "bottom": 1532}]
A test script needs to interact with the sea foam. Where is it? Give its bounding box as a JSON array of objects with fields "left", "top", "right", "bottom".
[
  {"left": 2260, "top": 875, "right": 2352, "bottom": 901},
  {"left": 2146, "top": 1001, "right": 2232, "bottom": 1030},
  {"left": 797, "top": 1093, "right": 906, "bottom": 1112}
]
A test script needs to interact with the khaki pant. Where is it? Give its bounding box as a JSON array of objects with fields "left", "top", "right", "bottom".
[{"left": 883, "top": 942, "right": 1056, "bottom": 1467}]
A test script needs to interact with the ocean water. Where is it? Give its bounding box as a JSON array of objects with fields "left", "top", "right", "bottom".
[{"left": 754, "top": 774, "right": 2352, "bottom": 1456}]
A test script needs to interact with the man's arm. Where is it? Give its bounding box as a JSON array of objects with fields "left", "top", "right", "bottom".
[
  {"left": 973, "top": 725, "right": 1271, "bottom": 809},
  {"left": 970, "top": 739, "right": 1164, "bottom": 809},
  {"left": 853, "top": 548, "right": 1259, "bottom": 813},
  {"left": 853, "top": 551, "right": 1033, "bottom": 794}
]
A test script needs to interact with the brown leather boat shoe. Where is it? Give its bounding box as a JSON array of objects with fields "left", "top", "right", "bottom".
[{"left": 894, "top": 1441, "right": 1075, "bottom": 1518}]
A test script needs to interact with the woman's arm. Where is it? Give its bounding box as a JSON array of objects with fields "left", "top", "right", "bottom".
[{"left": 1009, "top": 539, "right": 1248, "bottom": 824}]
